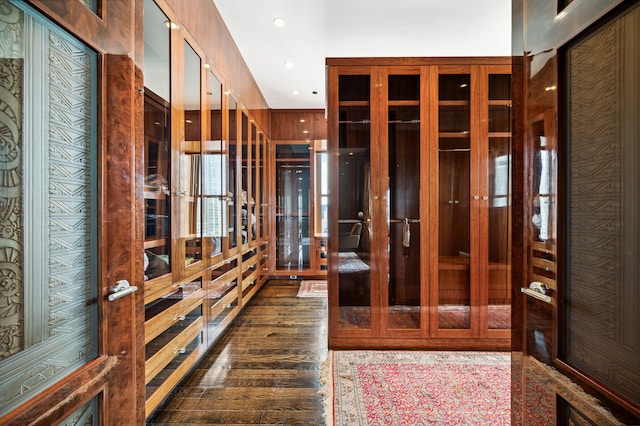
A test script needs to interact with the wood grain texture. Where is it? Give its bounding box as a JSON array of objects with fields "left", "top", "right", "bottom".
[{"left": 147, "top": 280, "right": 328, "bottom": 425}]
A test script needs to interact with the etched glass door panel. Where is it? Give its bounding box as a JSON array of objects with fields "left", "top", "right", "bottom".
[
  {"left": 437, "top": 73, "right": 472, "bottom": 329},
  {"left": 487, "top": 73, "right": 511, "bottom": 329},
  {"left": 181, "top": 41, "right": 202, "bottom": 269},
  {"left": 203, "top": 71, "right": 224, "bottom": 260},
  {"left": 0, "top": 1, "right": 99, "bottom": 416},
  {"left": 562, "top": 2, "right": 640, "bottom": 407},
  {"left": 386, "top": 73, "right": 421, "bottom": 331},
  {"left": 337, "top": 74, "right": 372, "bottom": 329}
]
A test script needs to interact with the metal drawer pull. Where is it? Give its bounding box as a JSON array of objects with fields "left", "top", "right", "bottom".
[{"left": 108, "top": 280, "right": 138, "bottom": 301}]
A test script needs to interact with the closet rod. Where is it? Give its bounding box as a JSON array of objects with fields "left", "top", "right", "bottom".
[
  {"left": 438, "top": 148, "right": 470, "bottom": 152},
  {"left": 388, "top": 119, "right": 420, "bottom": 124},
  {"left": 338, "top": 119, "right": 370, "bottom": 124}
]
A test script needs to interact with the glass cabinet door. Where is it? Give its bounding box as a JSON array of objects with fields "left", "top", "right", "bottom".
[
  {"left": 383, "top": 71, "right": 423, "bottom": 332},
  {"left": 143, "top": 0, "right": 172, "bottom": 282},
  {"left": 436, "top": 72, "right": 472, "bottom": 331},
  {"left": 202, "top": 71, "right": 225, "bottom": 260},
  {"left": 241, "top": 113, "right": 250, "bottom": 245},
  {"left": 250, "top": 122, "right": 258, "bottom": 244},
  {"left": 335, "top": 73, "right": 373, "bottom": 330},
  {"left": 227, "top": 96, "right": 238, "bottom": 252},
  {"left": 181, "top": 41, "right": 203, "bottom": 271},
  {"left": 487, "top": 72, "right": 511, "bottom": 331},
  {"left": 258, "top": 133, "right": 265, "bottom": 239},
  {"left": 275, "top": 144, "right": 311, "bottom": 270}
]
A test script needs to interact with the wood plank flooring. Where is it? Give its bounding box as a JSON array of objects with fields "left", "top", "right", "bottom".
[{"left": 147, "top": 279, "right": 328, "bottom": 425}]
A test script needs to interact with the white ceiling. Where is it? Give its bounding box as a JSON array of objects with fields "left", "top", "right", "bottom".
[{"left": 213, "top": 0, "right": 512, "bottom": 110}]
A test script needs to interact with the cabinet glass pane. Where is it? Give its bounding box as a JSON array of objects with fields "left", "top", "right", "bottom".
[
  {"left": 258, "top": 133, "right": 265, "bottom": 238},
  {"left": 143, "top": 0, "right": 171, "bottom": 280},
  {"left": 227, "top": 97, "right": 238, "bottom": 249},
  {"left": 316, "top": 151, "right": 329, "bottom": 235},
  {"left": 241, "top": 114, "right": 250, "bottom": 244},
  {"left": 250, "top": 123, "right": 258, "bottom": 242},
  {"left": 438, "top": 74, "right": 471, "bottom": 329},
  {"left": 488, "top": 74, "right": 511, "bottom": 329},
  {"left": 338, "top": 74, "right": 371, "bottom": 329},
  {"left": 182, "top": 41, "right": 202, "bottom": 266},
  {"left": 387, "top": 75, "right": 421, "bottom": 330},
  {"left": 203, "top": 71, "right": 224, "bottom": 258},
  {"left": 276, "top": 145, "right": 310, "bottom": 270}
]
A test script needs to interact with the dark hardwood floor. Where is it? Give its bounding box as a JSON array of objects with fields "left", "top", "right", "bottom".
[{"left": 147, "top": 279, "right": 328, "bottom": 425}]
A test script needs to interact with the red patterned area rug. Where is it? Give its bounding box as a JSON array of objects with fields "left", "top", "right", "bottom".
[
  {"left": 321, "top": 350, "right": 510, "bottom": 425},
  {"left": 297, "top": 280, "right": 328, "bottom": 297}
]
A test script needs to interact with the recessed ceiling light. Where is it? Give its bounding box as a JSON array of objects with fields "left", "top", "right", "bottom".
[
  {"left": 273, "top": 17, "right": 285, "bottom": 27},
  {"left": 291, "top": 90, "right": 299, "bottom": 96},
  {"left": 284, "top": 62, "right": 294, "bottom": 69}
]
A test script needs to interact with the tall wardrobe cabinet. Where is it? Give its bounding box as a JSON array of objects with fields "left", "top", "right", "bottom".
[{"left": 327, "top": 58, "right": 511, "bottom": 350}]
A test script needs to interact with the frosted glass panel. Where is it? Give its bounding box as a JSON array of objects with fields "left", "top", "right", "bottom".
[{"left": 0, "top": 1, "right": 98, "bottom": 416}]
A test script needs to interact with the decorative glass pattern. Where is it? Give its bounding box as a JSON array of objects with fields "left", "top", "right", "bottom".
[
  {"left": 0, "top": 0, "right": 98, "bottom": 416},
  {"left": 563, "top": 2, "right": 640, "bottom": 408},
  {"left": 79, "top": 0, "right": 99, "bottom": 15},
  {"left": 59, "top": 395, "right": 99, "bottom": 426}
]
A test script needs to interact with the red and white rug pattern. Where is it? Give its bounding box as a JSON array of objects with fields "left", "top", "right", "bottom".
[
  {"left": 326, "top": 351, "right": 510, "bottom": 425},
  {"left": 297, "top": 280, "right": 328, "bottom": 298}
]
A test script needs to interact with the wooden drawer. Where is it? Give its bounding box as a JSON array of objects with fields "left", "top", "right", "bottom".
[
  {"left": 145, "top": 329, "right": 204, "bottom": 416},
  {"left": 145, "top": 313, "right": 203, "bottom": 384},
  {"left": 145, "top": 284, "right": 204, "bottom": 345}
]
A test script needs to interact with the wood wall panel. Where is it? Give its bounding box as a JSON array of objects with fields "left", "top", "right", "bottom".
[{"left": 271, "top": 109, "right": 321, "bottom": 141}]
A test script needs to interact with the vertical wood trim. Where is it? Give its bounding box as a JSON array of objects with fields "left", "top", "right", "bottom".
[
  {"left": 378, "top": 67, "right": 389, "bottom": 334},
  {"left": 427, "top": 66, "right": 441, "bottom": 337},
  {"left": 103, "top": 53, "right": 139, "bottom": 425},
  {"left": 420, "top": 66, "right": 431, "bottom": 337},
  {"left": 370, "top": 66, "right": 383, "bottom": 337},
  {"left": 476, "top": 65, "right": 491, "bottom": 336},
  {"left": 326, "top": 66, "right": 340, "bottom": 339}
]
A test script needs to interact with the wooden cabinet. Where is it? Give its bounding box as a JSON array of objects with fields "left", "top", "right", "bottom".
[
  {"left": 327, "top": 58, "right": 511, "bottom": 349},
  {"left": 271, "top": 112, "right": 328, "bottom": 277},
  {"left": 274, "top": 143, "right": 313, "bottom": 274},
  {"left": 142, "top": 5, "right": 272, "bottom": 416}
]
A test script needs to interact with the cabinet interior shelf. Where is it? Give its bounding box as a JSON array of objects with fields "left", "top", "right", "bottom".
[
  {"left": 144, "top": 191, "right": 168, "bottom": 199},
  {"left": 439, "top": 100, "right": 471, "bottom": 106},
  {"left": 339, "top": 100, "right": 369, "bottom": 107},
  {"left": 439, "top": 132, "right": 471, "bottom": 138},
  {"left": 389, "top": 100, "right": 420, "bottom": 106},
  {"left": 144, "top": 238, "right": 168, "bottom": 249}
]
